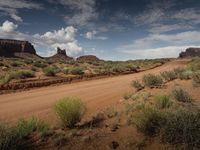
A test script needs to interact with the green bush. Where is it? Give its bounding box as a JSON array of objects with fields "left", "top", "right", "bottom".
[
  {"left": 132, "top": 80, "right": 144, "bottom": 91},
  {"left": 54, "top": 97, "right": 85, "bottom": 128},
  {"left": 187, "top": 57, "right": 200, "bottom": 71},
  {"left": 0, "top": 70, "right": 35, "bottom": 84},
  {"left": 172, "top": 88, "right": 193, "bottom": 103},
  {"left": 123, "top": 92, "right": 133, "bottom": 100},
  {"left": 33, "top": 61, "right": 47, "bottom": 68},
  {"left": 161, "top": 109, "right": 200, "bottom": 149},
  {"left": 62, "top": 67, "right": 69, "bottom": 74},
  {"left": 193, "top": 72, "right": 200, "bottom": 86},
  {"left": 70, "top": 67, "right": 84, "bottom": 75},
  {"left": 160, "top": 71, "right": 177, "bottom": 81},
  {"left": 154, "top": 95, "right": 172, "bottom": 109},
  {"left": 0, "top": 117, "right": 49, "bottom": 150},
  {"left": 143, "top": 74, "right": 163, "bottom": 88},
  {"left": 173, "top": 68, "right": 191, "bottom": 80},
  {"left": 43, "top": 66, "right": 58, "bottom": 76},
  {"left": 131, "top": 106, "right": 164, "bottom": 136}
]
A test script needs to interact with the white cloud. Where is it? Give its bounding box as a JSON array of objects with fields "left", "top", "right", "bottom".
[
  {"left": 85, "top": 30, "right": 107, "bottom": 40},
  {"left": 117, "top": 30, "right": 200, "bottom": 59},
  {"left": 0, "top": 20, "right": 83, "bottom": 57},
  {"left": 0, "top": 0, "right": 42, "bottom": 22},
  {"left": 56, "top": 0, "right": 97, "bottom": 26},
  {"left": 0, "top": 20, "right": 18, "bottom": 32},
  {"left": 33, "top": 26, "right": 83, "bottom": 56},
  {"left": 119, "top": 46, "right": 200, "bottom": 59}
]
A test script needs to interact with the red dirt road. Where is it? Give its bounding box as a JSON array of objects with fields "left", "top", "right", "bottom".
[{"left": 0, "top": 59, "right": 189, "bottom": 124}]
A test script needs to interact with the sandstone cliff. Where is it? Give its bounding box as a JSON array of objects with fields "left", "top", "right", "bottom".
[
  {"left": 76, "top": 55, "right": 100, "bottom": 62},
  {"left": 179, "top": 48, "right": 200, "bottom": 58},
  {"left": 0, "top": 39, "right": 36, "bottom": 57}
]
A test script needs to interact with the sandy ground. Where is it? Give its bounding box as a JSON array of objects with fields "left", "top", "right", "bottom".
[{"left": 0, "top": 59, "right": 189, "bottom": 124}]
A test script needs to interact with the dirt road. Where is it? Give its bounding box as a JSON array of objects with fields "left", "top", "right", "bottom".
[{"left": 0, "top": 59, "right": 189, "bottom": 124}]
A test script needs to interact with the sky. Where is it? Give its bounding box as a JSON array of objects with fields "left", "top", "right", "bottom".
[{"left": 0, "top": 0, "right": 200, "bottom": 60}]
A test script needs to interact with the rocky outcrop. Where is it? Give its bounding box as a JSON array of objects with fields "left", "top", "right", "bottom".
[
  {"left": 0, "top": 39, "right": 36, "bottom": 57},
  {"left": 179, "top": 48, "right": 200, "bottom": 58},
  {"left": 76, "top": 55, "right": 100, "bottom": 62},
  {"left": 49, "top": 47, "right": 73, "bottom": 61}
]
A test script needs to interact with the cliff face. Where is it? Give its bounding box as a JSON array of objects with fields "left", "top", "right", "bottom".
[
  {"left": 76, "top": 55, "right": 100, "bottom": 62},
  {"left": 179, "top": 48, "right": 200, "bottom": 58},
  {"left": 49, "top": 47, "right": 73, "bottom": 61},
  {"left": 0, "top": 39, "right": 36, "bottom": 57}
]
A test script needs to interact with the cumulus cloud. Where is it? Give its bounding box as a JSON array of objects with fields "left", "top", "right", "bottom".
[
  {"left": 0, "top": 20, "right": 83, "bottom": 57},
  {"left": 0, "top": 20, "right": 18, "bottom": 32},
  {"left": 33, "top": 26, "right": 83, "bottom": 56},
  {"left": 0, "top": 0, "right": 42, "bottom": 22}
]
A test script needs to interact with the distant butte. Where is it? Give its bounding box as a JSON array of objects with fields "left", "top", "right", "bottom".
[
  {"left": 179, "top": 48, "right": 200, "bottom": 58},
  {"left": 76, "top": 55, "right": 100, "bottom": 62},
  {"left": 48, "top": 47, "right": 74, "bottom": 61},
  {"left": 0, "top": 39, "right": 36, "bottom": 57}
]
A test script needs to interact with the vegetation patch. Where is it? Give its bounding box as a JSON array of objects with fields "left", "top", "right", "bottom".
[
  {"left": 132, "top": 80, "right": 144, "bottom": 91},
  {"left": 160, "top": 109, "right": 200, "bottom": 149},
  {"left": 172, "top": 88, "right": 193, "bottom": 103},
  {"left": 142, "top": 74, "right": 163, "bottom": 88},
  {"left": 160, "top": 71, "right": 177, "bottom": 81},
  {"left": 154, "top": 95, "right": 172, "bottom": 109},
  {"left": 130, "top": 106, "right": 164, "bottom": 136},
  {"left": 54, "top": 97, "right": 85, "bottom": 128},
  {"left": 0, "top": 117, "right": 49, "bottom": 150},
  {"left": 0, "top": 70, "right": 35, "bottom": 84}
]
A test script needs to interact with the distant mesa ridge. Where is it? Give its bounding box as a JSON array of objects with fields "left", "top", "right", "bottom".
[
  {"left": 0, "top": 39, "right": 36, "bottom": 57},
  {"left": 179, "top": 47, "right": 200, "bottom": 58},
  {"left": 0, "top": 38, "right": 100, "bottom": 61}
]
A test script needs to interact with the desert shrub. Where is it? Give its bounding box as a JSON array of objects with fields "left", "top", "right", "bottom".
[
  {"left": 193, "top": 72, "right": 200, "bottom": 86},
  {"left": 172, "top": 88, "right": 193, "bottom": 103},
  {"left": 23, "top": 59, "right": 33, "bottom": 64},
  {"left": 131, "top": 106, "right": 164, "bottom": 136},
  {"left": 154, "top": 95, "right": 172, "bottom": 109},
  {"left": 1, "top": 70, "right": 35, "bottom": 84},
  {"left": 43, "top": 66, "right": 58, "bottom": 76},
  {"left": 173, "top": 68, "right": 191, "bottom": 80},
  {"left": 132, "top": 80, "right": 144, "bottom": 91},
  {"left": 10, "top": 61, "right": 23, "bottom": 67},
  {"left": 54, "top": 97, "right": 85, "bottom": 128},
  {"left": 132, "top": 91, "right": 151, "bottom": 101},
  {"left": 70, "top": 67, "right": 84, "bottom": 75},
  {"left": 142, "top": 74, "right": 163, "bottom": 88},
  {"left": 62, "top": 67, "right": 69, "bottom": 74},
  {"left": 123, "top": 92, "right": 133, "bottom": 100},
  {"left": 33, "top": 61, "right": 47, "bottom": 68},
  {"left": 160, "top": 71, "right": 177, "bottom": 81},
  {"left": 161, "top": 109, "right": 200, "bottom": 149},
  {"left": 187, "top": 57, "right": 200, "bottom": 71},
  {"left": 0, "top": 117, "right": 49, "bottom": 150}
]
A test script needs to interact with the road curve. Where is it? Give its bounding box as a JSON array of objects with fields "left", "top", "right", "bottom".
[{"left": 0, "top": 59, "right": 189, "bottom": 124}]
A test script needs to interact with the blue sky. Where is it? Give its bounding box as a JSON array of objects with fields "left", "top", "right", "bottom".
[{"left": 0, "top": 0, "right": 200, "bottom": 60}]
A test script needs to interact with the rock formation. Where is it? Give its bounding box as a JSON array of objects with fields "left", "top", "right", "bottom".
[
  {"left": 49, "top": 47, "right": 73, "bottom": 61},
  {"left": 179, "top": 48, "right": 200, "bottom": 58},
  {"left": 0, "top": 39, "right": 36, "bottom": 57},
  {"left": 76, "top": 55, "right": 100, "bottom": 62}
]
